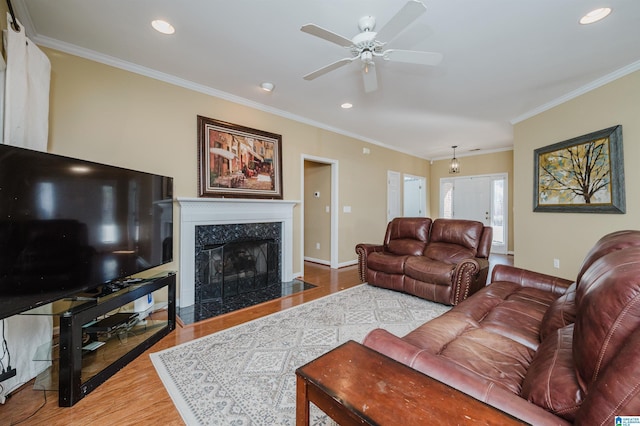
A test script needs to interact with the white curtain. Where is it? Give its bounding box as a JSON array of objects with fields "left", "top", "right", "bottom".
[
  {"left": 1, "top": 14, "right": 53, "bottom": 403},
  {"left": 3, "top": 14, "right": 50, "bottom": 149}
]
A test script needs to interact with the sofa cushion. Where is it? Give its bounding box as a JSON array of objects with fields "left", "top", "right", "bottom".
[
  {"left": 539, "top": 282, "right": 577, "bottom": 341},
  {"left": 423, "top": 242, "right": 477, "bottom": 263},
  {"left": 574, "top": 326, "right": 640, "bottom": 425},
  {"left": 424, "top": 219, "right": 484, "bottom": 263},
  {"left": 387, "top": 239, "right": 427, "bottom": 256},
  {"left": 367, "top": 252, "right": 408, "bottom": 274},
  {"left": 521, "top": 324, "right": 583, "bottom": 422},
  {"left": 429, "top": 218, "right": 483, "bottom": 249},
  {"left": 427, "top": 327, "right": 535, "bottom": 395},
  {"left": 573, "top": 247, "right": 640, "bottom": 390},
  {"left": 454, "top": 281, "right": 559, "bottom": 350},
  {"left": 404, "top": 256, "right": 454, "bottom": 286},
  {"left": 384, "top": 217, "right": 431, "bottom": 256},
  {"left": 575, "top": 230, "right": 640, "bottom": 284}
]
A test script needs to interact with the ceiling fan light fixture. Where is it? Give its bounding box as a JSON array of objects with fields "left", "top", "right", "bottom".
[
  {"left": 579, "top": 7, "right": 612, "bottom": 24},
  {"left": 151, "top": 19, "right": 175, "bottom": 35},
  {"left": 299, "top": 1, "right": 439, "bottom": 94},
  {"left": 260, "top": 82, "right": 275, "bottom": 92},
  {"left": 449, "top": 145, "right": 460, "bottom": 174}
]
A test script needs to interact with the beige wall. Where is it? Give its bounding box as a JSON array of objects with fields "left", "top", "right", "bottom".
[
  {"left": 513, "top": 70, "right": 640, "bottom": 279},
  {"left": 429, "top": 150, "right": 514, "bottom": 252},
  {"left": 304, "top": 161, "right": 331, "bottom": 263},
  {"left": 44, "top": 48, "right": 430, "bottom": 291},
  {"left": 43, "top": 45, "right": 634, "bottom": 287}
]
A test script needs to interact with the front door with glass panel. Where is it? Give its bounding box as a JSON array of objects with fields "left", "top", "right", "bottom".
[{"left": 440, "top": 174, "right": 507, "bottom": 254}]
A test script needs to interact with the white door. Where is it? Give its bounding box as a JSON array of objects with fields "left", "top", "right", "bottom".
[
  {"left": 403, "top": 174, "right": 426, "bottom": 217},
  {"left": 387, "top": 170, "right": 401, "bottom": 222},
  {"left": 440, "top": 174, "right": 507, "bottom": 254},
  {"left": 452, "top": 176, "right": 492, "bottom": 224}
]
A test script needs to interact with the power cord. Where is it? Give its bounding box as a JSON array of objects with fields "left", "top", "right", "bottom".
[
  {"left": 6, "top": 383, "right": 48, "bottom": 425},
  {"left": 1, "top": 319, "right": 16, "bottom": 382}
]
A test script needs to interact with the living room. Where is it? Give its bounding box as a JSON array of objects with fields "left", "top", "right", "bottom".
[{"left": 1, "top": 1, "right": 640, "bottom": 424}]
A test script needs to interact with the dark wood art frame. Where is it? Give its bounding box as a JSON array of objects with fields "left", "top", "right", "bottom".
[
  {"left": 197, "top": 115, "right": 283, "bottom": 199},
  {"left": 533, "top": 125, "right": 625, "bottom": 213}
]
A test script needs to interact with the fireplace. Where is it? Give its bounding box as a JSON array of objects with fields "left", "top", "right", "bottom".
[
  {"left": 177, "top": 198, "right": 298, "bottom": 308},
  {"left": 195, "top": 222, "right": 281, "bottom": 303},
  {"left": 202, "top": 239, "right": 278, "bottom": 298}
]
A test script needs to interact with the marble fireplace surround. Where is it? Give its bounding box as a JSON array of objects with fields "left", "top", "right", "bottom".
[{"left": 177, "top": 198, "right": 298, "bottom": 308}]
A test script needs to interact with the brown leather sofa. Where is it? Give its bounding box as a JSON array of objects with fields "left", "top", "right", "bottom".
[
  {"left": 355, "top": 217, "right": 492, "bottom": 305},
  {"left": 363, "top": 230, "right": 640, "bottom": 425}
]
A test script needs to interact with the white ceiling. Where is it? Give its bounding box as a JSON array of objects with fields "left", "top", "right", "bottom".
[{"left": 12, "top": 0, "right": 640, "bottom": 160}]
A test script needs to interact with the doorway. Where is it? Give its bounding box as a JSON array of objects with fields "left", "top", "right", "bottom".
[
  {"left": 439, "top": 173, "right": 508, "bottom": 254},
  {"left": 302, "top": 155, "right": 338, "bottom": 269}
]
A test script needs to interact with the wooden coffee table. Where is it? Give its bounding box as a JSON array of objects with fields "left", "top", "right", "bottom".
[{"left": 295, "top": 340, "right": 529, "bottom": 425}]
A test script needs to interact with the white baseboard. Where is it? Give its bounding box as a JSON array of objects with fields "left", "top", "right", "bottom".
[
  {"left": 303, "top": 256, "right": 330, "bottom": 266},
  {"left": 304, "top": 257, "right": 358, "bottom": 269},
  {"left": 338, "top": 259, "right": 358, "bottom": 268}
]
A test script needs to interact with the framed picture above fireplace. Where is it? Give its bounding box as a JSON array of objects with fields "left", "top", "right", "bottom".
[{"left": 197, "top": 115, "right": 283, "bottom": 199}]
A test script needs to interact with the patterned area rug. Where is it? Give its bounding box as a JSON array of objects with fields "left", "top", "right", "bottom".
[{"left": 150, "top": 284, "right": 450, "bottom": 425}]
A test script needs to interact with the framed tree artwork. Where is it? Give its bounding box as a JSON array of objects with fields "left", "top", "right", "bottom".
[
  {"left": 197, "top": 115, "right": 283, "bottom": 199},
  {"left": 533, "top": 125, "right": 625, "bottom": 213}
]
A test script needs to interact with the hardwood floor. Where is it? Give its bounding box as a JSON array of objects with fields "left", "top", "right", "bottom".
[
  {"left": 1, "top": 263, "right": 361, "bottom": 426},
  {"left": 1, "top": 256, "right": 512, "bottom": 425}
]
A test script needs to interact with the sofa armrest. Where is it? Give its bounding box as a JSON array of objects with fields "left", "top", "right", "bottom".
[
  {"left": 364, "top": 329, "right": 571, "bottom": 426},
  {"left": 355, "top": 243, "right": 384, "bottom": 283},
  {"left": 450, "top": 258, "right": 487, "bottom": 305},
  {"left": 491, "top": 264, "right": 573, "bottom": 297}
]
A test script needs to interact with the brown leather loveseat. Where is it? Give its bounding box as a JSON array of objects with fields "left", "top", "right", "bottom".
[
  {"left": 356, "top": 217, "right": 492, "bottom": 305},
  {"left": 363, "top": 230, "right": 640, "bottom": 425}
]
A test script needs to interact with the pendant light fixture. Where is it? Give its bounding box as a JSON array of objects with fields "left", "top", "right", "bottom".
[{"left": 449, "top": 145, "right": 460, "bottom": 174}]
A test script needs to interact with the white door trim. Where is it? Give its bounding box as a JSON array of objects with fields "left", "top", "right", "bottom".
[{"left": 301, "top": 154, "right": 339, "bottom": 269}]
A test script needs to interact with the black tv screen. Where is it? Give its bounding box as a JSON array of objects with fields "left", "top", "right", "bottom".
[{"left": 0, "top": 144, "right": 173, "bottom": 320}]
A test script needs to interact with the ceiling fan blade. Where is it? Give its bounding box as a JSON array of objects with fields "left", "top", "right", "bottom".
[
  {"left": 383, "top": 49, "right": 443, "bottom": 65},
  {"left": 303, "top": 57, "right": 357, "bottom": 80},
  {"left": 375, "top": 0, "right": 427, "bottom": 43},
  {"left": 362, "top": 63, "right": 378, "bottom": 93},
  {"left": 300, "top": 24, "right": 353, "bottom": 47}
]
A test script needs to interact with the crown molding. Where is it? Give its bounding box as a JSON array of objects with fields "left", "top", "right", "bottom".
[
  {"left": 511, "top": 59, "right": 640, "bottom": 124},
  {"left": 30, "top": 34, "right": 427, "bottom": 160}
]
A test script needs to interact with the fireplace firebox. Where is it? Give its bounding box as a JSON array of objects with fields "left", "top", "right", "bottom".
[
  {"left": 202, "top": 238, "right": 278, "bottom": 299},
  {"left": 194, "top": 222, "right": 282, "bottom": 305}
]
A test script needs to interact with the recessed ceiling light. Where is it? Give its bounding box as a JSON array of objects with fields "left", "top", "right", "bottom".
[
  {"left": 261, "top": 82, "right": 275, "bottom": 92},
  {"left": 341, "top": 103, "right": 353, "bottom": 109},
  {"left": 151, "top": 19, "right": 175, "bottom": 35},
  {"left": 579, "top": 7, "right": 612, "bottom": 25}
]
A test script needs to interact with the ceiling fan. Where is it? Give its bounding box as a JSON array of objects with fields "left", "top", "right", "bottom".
[{"left": 300, "top": 0, "right": 443, "bottom": 93}]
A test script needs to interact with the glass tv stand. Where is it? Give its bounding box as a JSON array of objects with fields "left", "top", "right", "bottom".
[{"left": 22, "top": 272, "right": 176, "bottom": 407}]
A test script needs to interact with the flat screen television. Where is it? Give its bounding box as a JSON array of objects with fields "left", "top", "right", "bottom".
[{"left": 0, "top": 144, "right": 173, "bottom": 320}]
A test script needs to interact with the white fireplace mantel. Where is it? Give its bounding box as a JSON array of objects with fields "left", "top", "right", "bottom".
[{"left": 177, "top": 197, "right": 298, "bottom": 307}]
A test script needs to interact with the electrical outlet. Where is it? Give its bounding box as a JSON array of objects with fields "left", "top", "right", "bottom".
[
  {"left": 316, "top": 243, "right": 320, "bottom": 250},
  {"left": 553, "top": 258, "right": 560, "bottom": 269}
]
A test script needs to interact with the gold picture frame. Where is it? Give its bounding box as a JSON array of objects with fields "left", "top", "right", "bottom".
[{"left": 197, "top": 116, "right": 283, "bottom": 199}]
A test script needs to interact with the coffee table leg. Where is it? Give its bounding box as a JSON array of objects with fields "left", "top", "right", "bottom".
[{"left": 296, "top": 374, "right": 310, "bottom": 426}]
